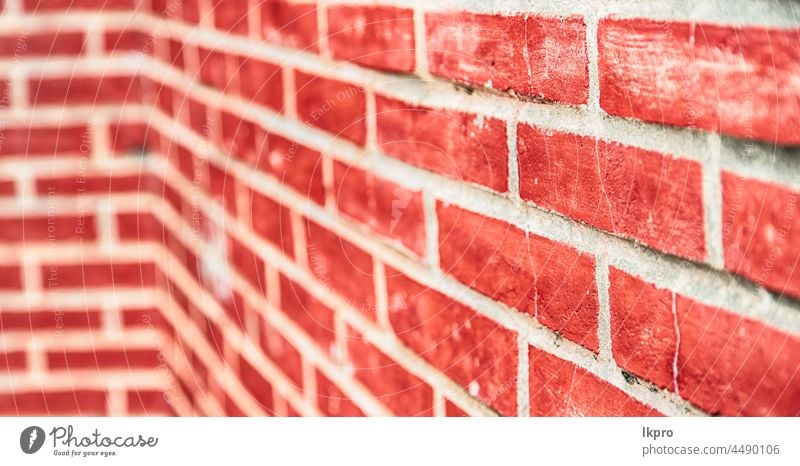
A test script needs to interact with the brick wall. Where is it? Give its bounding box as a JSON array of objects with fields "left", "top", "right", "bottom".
[{"left": 0, "top": 0, "right": 798, "bottom": 416}]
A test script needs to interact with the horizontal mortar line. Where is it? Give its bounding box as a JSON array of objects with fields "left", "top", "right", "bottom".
[
  {"left": 0, "top": 103, "right": 146, "bottom": 125},
  {"left": 151, "top": 154, "right": 693, "bottom": 416},
  {"left": 0, "top": 54, "right": 140, "bottom": 75},
  {"left": 0, "top": 328, "right": 165, "bottom": 350},
  {"left": 146, "top": 104, "right": 800, "bottom": 336},
  {"left": 0, "top": 369, "right": 170, "bottom": 393},
  {"left": 0, "top": 11, "right": 142, "bottom": 30},
  {"left": 321, "top": 0, "right": 800, "bottom": 28},
  {"left": 0, "top": 288, "right": 159, "bottom": 309},
  {"left": 137, "top": 16, "right": 800, "bottom": 168}
]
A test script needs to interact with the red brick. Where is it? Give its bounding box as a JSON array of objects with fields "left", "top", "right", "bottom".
[
  {"left": 207, "top": 162, "right": 237, "bottom": 214},
  {"left": 42, "top": 262, "right": 156, "bottom": 288},
  {"left": 197, "top": 47, "right": 229, "bottom": 89},
  {"left": 104, "top": 30, "right": 152, "bottom": 53},
  {"left": 426, "top": 12, "right": 588, "bottom": 105},
  {"left": 127, "top": 390, "right": 172, "bottom": 415},
  {"left": 599, "top": 19, "right": 800, "bottom": 145},
  {"left": 236, "top": 56, "right": 282, "bottom": 110},
  {"left": 294, "top": 71, "right": 366, "bottom": 145},
  {"left": 280, "top": 275, "right": 335, "bottom": 350},
  {"left": 0, "top": 215, "right": 96, "bottom": 242},
  {"left": 0, "top": 124, "right": 90, "bottom": 157},
  {"left": 0, "top": 265, "right": 23, "bottom": 289},
  {"left": 260, "top": 0, "right": 318, "bottom": 51},
  {"left": 239, "top": 355, "right": 274, "bottom": 413},
  {"left": 305, "top": 218, "right": 375, "bottom": 319},
  {"left": 0, "top": 390, "right": 107, "bottom": 415},
  {"left": 387, "top": 269, "right": 518, "bottom": 415},
  {"left": 260, "top": 133, "right": 325, "bottom": 205},
  {"left": 249, "top": 188, "right": 294, "bottom": 257},
  {"left": 23, "top": 0, "right": 134, "bottom": 11},
  {"left": 333, "top": 161, "right": 426, "bottom": 256},
  {"left": 445, "top": 400, "right": 468, "bottom": 417},
  {"left": 437, "top": 203, "right": 599, "bottom": 351},
  {"left": 108, "top": 122, "right": 154, "bottom": 155},
  {"left": 213, "top": 0, "right": 249, "bottom": 35},
  {"left": 529, "top": 347, "right": 660, "bottom": 416},
  {"left": 722, "top": 172, "right": 800, "bottom": 299},
  {"left": 121, "top": 307, "right": 165, "bottom": 329},
  {"left": 676, "top": 298, "right": 800, "bottom": 416},
  {"left": 261, "top": 319, "right": 303, "bottom": 389},
  {"left": 0, "top": 32, "right": 84, "bottom": 56},
  {"left": 327, "top": 5, "right": 415, "bottom": 73},
  {"left": 0, "top": 351, "right": 26, "bottom": 370},
  {"left": 29, "top": 75, "right": 141, "bottom": 105},
  {"left": 518, "top": 125, "right": 706, "bottom": 261},
  {"left": 376, "top": 96, "right": 508, "bottom": 191},
  {"left": 609, "top": 268, "right": 676, "bottom": 389},
  {"left": 228, "top": 234, "right": 266, "bottom": 295},
  {"left": 0, "top": 78, "right": 8, "bottom": 108},
  {"left": 347, "top": 327, "right": 433, "bottom": 416},
  {"left": 0, "top": 309, "right": 101, "bottom": 331},
  {"left": 180, "top": 0, "right": 200, "bottom": 23},
  {"left": 219, "top": 110, "right": 257, "bottom": 163},
  {"left": 0, "top": 179, "right": 14, "bottom": 195},
  {"left": 166, "top": 38, "right": 185, "bottom": 68},
  {"left": 36, "top": 174, "right": 147, "bottom": 194},
  {"left": 316, "top": 371, "right": 364, "bottom": 416},
  {"left": 47, "top": 349, "right": 161, "bottom": 369}
]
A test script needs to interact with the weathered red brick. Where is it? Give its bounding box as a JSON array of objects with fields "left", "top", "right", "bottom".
[
  {"left": 599, "top": 19, "right": 800, "bottom": 145},
  {"left": 280, "top": 275, "right": 336, "bottom": 351},
  {"left": 437, "top": 203, "right": 599, "bottom": 351},
  {"left": 427, "top": 12, "right": 588, "bottom": 105},
  {"left": 609, "top": 268, "right": 676, "bottom": 390},
  {"left": 305, "top": 218, "right": 375, "bottom": 319},
  {"left": 347, "top": 327, "right": 433, "bottom": 416},
  {"left": 0, "top": 125, "right": 90, "bottom": 157},
  {"left": 677, "top": 298, "right": 800, "bottom": 416},
  {"left": 0, "top": 31, "right": 84, "bottom": 56},
  {"left": 260, "top": 0, "right": 318, "bottom": 51},
  {"left": 333, "top": 161, "right": 426, "bottom": 256},
  {"left": 294, "top": 71, "right": 366, "bottom": 145},
  {"left": 387, "top": 269, "right": 518, "bottom": 415},
  {"left": 529, "top": 347, "right": 660, "bottom": 416},
  {"left": 376, "top": 95, "right": 508, "bottom": 192},
  {"left": 327, "top": 5, "right": 415, "bottom": 73},
  {"left": 518, "top": 125, "right": 706, "bottom": 261},
  {"left": 316, "top": 371, "right": 364, "bottom": 416},
  {"left": 722, "top": 172, "right": 800, "bottom": 299}
]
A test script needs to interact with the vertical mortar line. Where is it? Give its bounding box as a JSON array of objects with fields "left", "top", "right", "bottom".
[
  {"left": 670, "top": 291, "right": 681, "bottom": 397},
  {"left": 97, "top": 198, "right": 117, "bottom": 253},
  {"left": 322, "top": 152, "right": 335, "bottom": 210},
  {"left": 101, "top": 296, "right": 121, "bottom": 336},
  {"left": 595, "top": 253, "right": 612, "bottom": 361},
  {"left": 27, "top": 339, "right": 43, "bottom": 378},
  {"left": 516, "top": 332, "right": 530, "bottom": 417},
  {"left": 108, "top": 377, "right": 127, "bottom": 416},
  {"left": 704, "top": 133, "right": 724, "bottom": 268},
  {"left": 506, "top": 111, "right": 521, "bottom": 202},
  {"left": 373, "top": 259, "right": 390, "bottom": 330},
  {"left": 15, "top": 166, "right": 33, "bottom": 208},
  {"left": 9, "top": 66, "right": 27, "bottom": 116},
  {"left": 248, "top": 0, "right": 262, "bottom": 42},
  {"left": 585, "top": 8, "right": 601, "bottom": 114},
  {"left": 291, "top": 209, "right": 308, "bottom": 271},
  {"left": 413, "top": 0, "right": 430, "bottom": 79},
  {"left": 302, "top": 357, "right": 317, "bottom": 405},
  {"left": 423, "top": 191, "right": 439, "bottom": 271},
  {"left": 432, "top": 387, "right": 445, "bottom": 417},
  {"left": 282, "top": 66, "right": 297, "bottom": 120},
  {"left": 365, "top": 88, "right": 377, "bottom": 150},
  {"left": 85, "top": 18, "right": 104, "bottom": 57},
  {"left": 91, "top": 115, "right": 111, "bottom": 163},
  {"left": 317, "top": 0, "right": 330, "bottom": 59},
  {"left": 266, "top": 262, "right": 281, "bottom": 309},
  {"left": 4, "top": 0, "right": 21, "bottom": 15}
]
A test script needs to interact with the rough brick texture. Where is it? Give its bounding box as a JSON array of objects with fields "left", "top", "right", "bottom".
[{"left": 0, "top": 0, "right": 798, "bottom": 419}]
